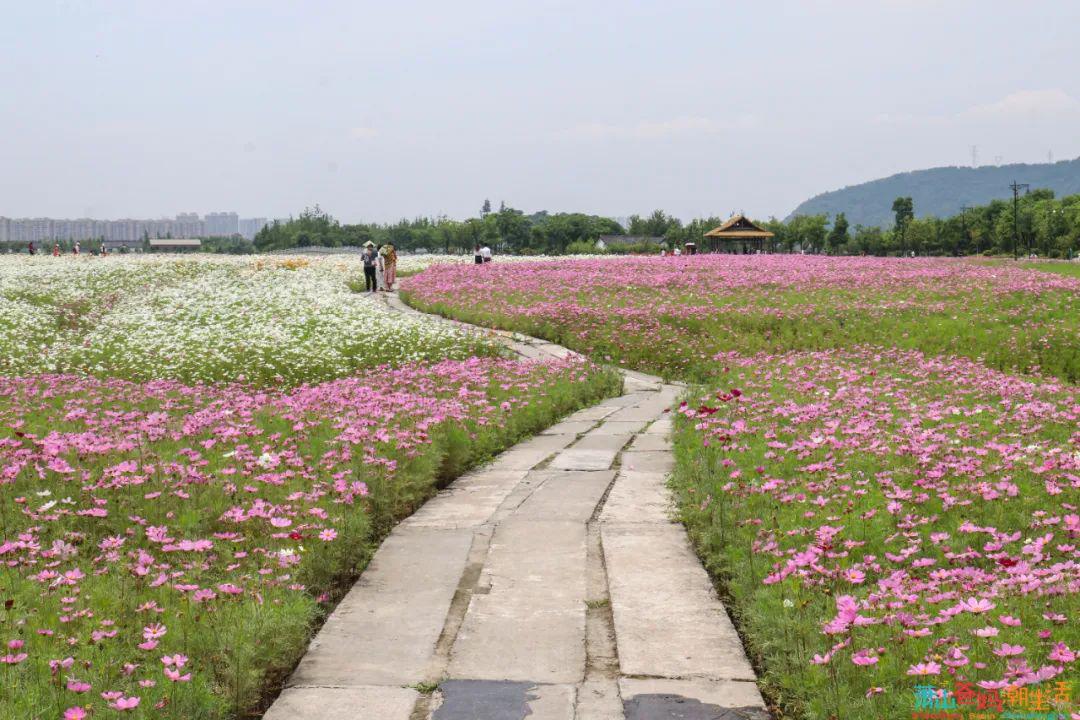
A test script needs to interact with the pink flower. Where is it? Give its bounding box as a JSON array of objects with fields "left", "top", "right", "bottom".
[
  {"left": 142, "top": 623, "right": 166, "bottom": 640},
  {"left": 843, "top": 568, "right": 866, "bottom": 584},
  {"left": 960, "top": 597, "right": 995, "bottom": 614},
  {"left": 109, "top": 695, "right": 141, "bottom": 711},
  {"left": 993, "top": 643, "right": 1025, "bottom": 657},
  {"left": 319, "top": 529, "right": 337, "bottom": 542},
  {"left": 851, "top": 649, "right": 879, "bottom": 666},
  {"left": 972, "top": 627, "right": 999, "bottom": 638},
  {"left": 270, "top": 517, "right": 292, "bottom": 528},
  {"left": 66, "top": 680, "right": 92, "bottom": 693},
  {"left": 63, "top": 708, "right": 87, "bottom": 720},
  {"left": 907, "top": 662, "right": 942, "bottom": 676},
  {"left": 998, "top": 615, "right": 1022, "bottom": 627},
  {"left": 1048, "top": 643, "right": 1075, "bottom": 663},
  {"left": 7, "top": 640, "right": 24, "bottom": 650}
]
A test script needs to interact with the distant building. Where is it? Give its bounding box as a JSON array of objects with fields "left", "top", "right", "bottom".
[
  {"left": 702, "top": 215, "right": 775, "bottom": 254},
  {"left": 148, "top": 238, "right": 201, "bottom": 252},
  {"left": 204, "top": 212, "right": 239, "bottom": 237},
  {"left": 239, "top": 217, "right": 268, "bottom": 240}
]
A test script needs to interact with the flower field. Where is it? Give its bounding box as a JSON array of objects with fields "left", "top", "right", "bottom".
[
  {"left": 403, "top": 255, "right": 1080, "bottom": 718},
  {"left": 0, "top": 255, "right": 493, "bottom": 385},
  {"left": 674, "top": 349, "right": 1078, "bottom": 718},
  {"left": 0, "top": 255, "right": 619, "bottom": 719},
  {"left": 402, "top": 255, "right": 1080, "bottom": 383}
]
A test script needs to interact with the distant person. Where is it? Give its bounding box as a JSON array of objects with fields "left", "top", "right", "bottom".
[
  {"left": 375, "top": 245, "right": 388, "bottom": 291},
  {"left": 480, "top": 244, "right": 492, "bottom": 263},
  {"left": 52, "top": 243, "right": 60, "bottom": 257},
  {"left": 27, "top": 241, "right": 35, "bottom": 255},
  {"left": 73, "top": 241, "right": 80, "bottom": 256},
  {"left": 474, "top": 245, "right": 483, "bottom": 265},
  {"left": 383, "top": 243, "right": 397, "bottom": 288},
  {"left": 673, "top": 247, "right": 681, "bottom": 257},
  {"left": 361, "top": 241, "right": 378, "bottom": 292}
]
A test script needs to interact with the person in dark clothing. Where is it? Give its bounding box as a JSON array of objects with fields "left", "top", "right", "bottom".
[
  {"left": 362, "top": 242, "right": 378, "bottom": 291},
  {"left": 28, "top": 241, "right": 36, "bottom": 255},
  {"left": 474, "top": 245, "right": 483, "bottom": 265}
]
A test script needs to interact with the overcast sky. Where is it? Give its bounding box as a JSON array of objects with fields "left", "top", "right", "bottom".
[{"left": 2, "top": 0, "right": 1079, "bottom": 223}]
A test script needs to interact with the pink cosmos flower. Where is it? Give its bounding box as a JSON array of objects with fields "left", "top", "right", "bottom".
[
  {"left": 109, "top": 695, "right": 141, "bottom": 711},
  {"left": 63, "top": 708, "right": 87, "bottom": 720},
  {"left": 66, "top": 680, "right": 92, "bottom": 693},
  {"left": 972, "top": 627, "right": 999, "bottom": 637},
  {"left": 998, "top": 615, "right": 1022, "bottom": 627},
  {"left": 907, "top": 662, "right": 942, "bottom": 676},
  {"left": 851, "top": 649, "right": 879, "bottom": 666},
  {"left": 960, "top": 597, "right": 995, "bottom": 614},
  {"left": 993, "top": 643, "right": 1026, "bottom": 657},
  {"left": 319, "top": 529, "right": 337, "bottom": 542},
  {"left": 142, "top": 623, "right": 167, "bottom": 640}
]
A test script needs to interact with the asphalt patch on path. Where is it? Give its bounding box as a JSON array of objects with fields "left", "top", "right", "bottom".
[
  {"left": 433, "top": 680, "right": 539, "bottom": 720},
  {"left": 624, "top": 693, "right": 769, "bottom": 720}
]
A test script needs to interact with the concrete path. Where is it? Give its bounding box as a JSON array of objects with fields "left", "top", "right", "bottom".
[{"left": 263, "top": 292, "right": 767, "bottom": 720}]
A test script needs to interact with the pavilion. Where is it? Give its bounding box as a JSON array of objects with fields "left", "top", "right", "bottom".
[{"left": 702, "top": 214, "right": 774, "bottom": 254}]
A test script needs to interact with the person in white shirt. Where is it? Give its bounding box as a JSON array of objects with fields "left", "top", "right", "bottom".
[{"left": 480, "top": 245, "right": 492, "bottom": 263}]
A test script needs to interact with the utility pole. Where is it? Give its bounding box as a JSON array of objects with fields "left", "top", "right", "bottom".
[
  {"left": 1010, "top": 181, "right": 1029, "bottom": 260},
  {"left": 960, "top": 205, "right": 975, "bottom": 256}
]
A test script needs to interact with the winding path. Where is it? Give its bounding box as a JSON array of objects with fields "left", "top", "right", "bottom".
[{"left": 263, "top": 292, "right": 767, "bottom": 720}]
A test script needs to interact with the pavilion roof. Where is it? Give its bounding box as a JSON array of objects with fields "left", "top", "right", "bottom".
[{"left": 703, "top": 214, "right": 774, "bottom": 239}]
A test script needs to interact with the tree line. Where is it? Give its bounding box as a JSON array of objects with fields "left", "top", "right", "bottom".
[
  {"left": 9, "top": 191, "right": 1077, "bottom": 258},
  {"left": 249, "top": 192, "right": 1079, "bottom": 258}
]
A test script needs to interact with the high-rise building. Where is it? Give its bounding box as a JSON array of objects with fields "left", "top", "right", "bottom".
[
  {"left": 238, "top": 217, "right": 268, "bottom": 240},
  {"left": 204, "top": 212, "right": 239, "bottom": 237}
]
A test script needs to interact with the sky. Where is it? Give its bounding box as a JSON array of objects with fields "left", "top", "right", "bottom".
[{"left": 2, "top": 0, "right": 1079, "bottom": 223}]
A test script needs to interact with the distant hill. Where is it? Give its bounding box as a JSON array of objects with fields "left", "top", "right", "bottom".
[{"left": 788, "top": 157, "right": 1080, "bottom": 228}]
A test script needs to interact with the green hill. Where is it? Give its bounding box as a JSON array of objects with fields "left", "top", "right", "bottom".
[{"left": 788, "top": 157, "right": 1080, "bottom": 227}]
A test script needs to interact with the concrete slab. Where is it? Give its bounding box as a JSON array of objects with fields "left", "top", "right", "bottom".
[
  {"left": 514, "top": 470, "right": 614, "bottom": 522},
  {"left": 450, "top": 519, "right": 587, "bottom": 683},
  {"left": 563, "top": 405, "right": 620, "bottom": 423},
  {"left": 541, "top": 420, "right": 597, "bottom": 436},
  {"left": 602, "top": 523, "right": 756, "bottom": 681},
  {"left": 619, "top": 678, "right": 768, "bottom": 719},
  {"left": 594, "top": 393, "right": 651, "bottom": 408},
  {"left": 487, "top": 444, "right": 563, "bottom": 471},
  {"left": 430, "top": 681, "right": 574, "bottom": 720},
  {"left": 536, "top": 343, "right": 579, "bottom": 360},
  {"left": 618, "top": 451, "right": 674, "bottom": 474},
  {"left": 575, "top": 679, "right": 624, "bottom": 720},
  {"left": 264, "top": 686, "right": 418, "bottom": 720},
  {"left": 599, "top": 471, "right": 672, "bottom": 524},
  {"left": 402, "top": 470, "right": 528, "bottom": 529},
  {"left": 572, "top": 433, "right": 632, "bottom": 452},
  {"left": 586, "top": 420, "right": 647, "bottom": 435},
  {"left": 605, "top": 400, "right": 673, "bottom": 423},
  {"left": 549, "top": 448, "right": 619, "bottom": 472},
  {"left": 514, "top": 433, "right": 580, "bottom": 454},
  {"left": 628, "top": 433, "right": 669, "bottom": 452},
  {"left": 287, "top": 527, "right": 472, "bottom": 687},
  {"left": 644, "top": 416, "right": 674, "bottom": 436}
]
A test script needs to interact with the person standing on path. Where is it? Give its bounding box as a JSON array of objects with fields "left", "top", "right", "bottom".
[
  {"left": 480, "top": 244, "right": 492, "bottom": 263},
  {"left": 73, "top": 241, "right": 80, "bottom": 256},
  {"left": 52, "top": 243, "right": 60, "bottom": 257},
  {"left": 361, "top": 242, "right": 378, "bottom": 292},
  {"left": 383, "top": 243, "right": 397, "bottom": 289},
  {"left": 474, "top": 244, "right": 483, "bottom": 265},
  {"left": 375, "top": 245, "right": 388, "bottom": 291}
]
